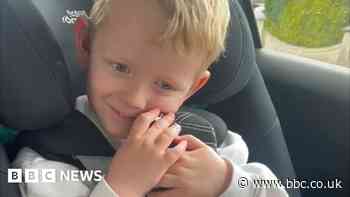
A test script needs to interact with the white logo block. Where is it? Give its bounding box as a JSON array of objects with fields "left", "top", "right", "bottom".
[
  {"left": 8, "top": 169, "right": 22, "bottom": 183},
  {"left": 25, "top": 169, "right": 39, "bottom": 183},
  {"left": 42, "top": 169, "right": 56, "bottom": 183}
]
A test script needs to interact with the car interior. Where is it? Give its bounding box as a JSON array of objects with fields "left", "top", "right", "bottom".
[{"left": 0, "top": 0, "right": 349, "bottom": 197}]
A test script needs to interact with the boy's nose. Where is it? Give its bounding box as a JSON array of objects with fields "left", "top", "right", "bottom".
[{"left": 120, "top": 87, "right": 148, "bottom": 111}]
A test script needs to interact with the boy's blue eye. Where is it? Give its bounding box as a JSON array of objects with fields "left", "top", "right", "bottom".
[
  {"left": 111, "top": 63, "right": 130, "bottom": 74},
  {"left": 155, "top": 81, "right": 174, "bottom": 91}
]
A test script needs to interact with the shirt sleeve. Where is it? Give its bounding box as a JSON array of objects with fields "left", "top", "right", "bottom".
[
  {"left": 89, "top": 178, "right": 119, "bottom": 197},
  {"left": 12, "top": 147, "right": 91, "bottom": 197},
  {"left": 217, "top": 132, "right": 289, "bottom": 197}
]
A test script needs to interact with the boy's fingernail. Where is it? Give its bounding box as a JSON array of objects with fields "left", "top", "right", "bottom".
[
  {"left": 171, "top": 123, "right": 181, "bottom": 135},
  {"left": 167, "top": 112, "right": 175, "bottom": 120},
  {"left": 153, "top": 112, "right": 165, "bottom": 122},
  {"left": 178, "top": 140, "right": 188, "bottom": 151},
  {"left": 151, "top": 108, "right": 160, "bottom": 114}
]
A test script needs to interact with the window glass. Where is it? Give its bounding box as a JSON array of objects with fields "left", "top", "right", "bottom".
[{"left": 251, "top": 0, "right": 350, "bottom": 67}]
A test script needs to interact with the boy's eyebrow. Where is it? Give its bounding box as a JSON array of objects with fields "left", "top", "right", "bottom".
[{"left": 102, "top": 55, "right": 133, "bottom": 66}]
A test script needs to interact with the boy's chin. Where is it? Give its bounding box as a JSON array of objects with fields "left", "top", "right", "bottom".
[{"left": 104, "top": 122, "right": 131, "bottom": 140}]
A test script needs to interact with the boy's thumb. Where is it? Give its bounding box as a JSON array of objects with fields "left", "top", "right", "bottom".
[
  {"left": 177, "top": 135, "right": 206, "bottom": 150},
  {"left": 165, "top": 140, "right": 187, "bottom": 163}
]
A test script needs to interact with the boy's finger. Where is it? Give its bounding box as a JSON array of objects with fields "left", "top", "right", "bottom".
[
  {"left": 164, "top": 140, "right": 187, "bottom": 164},
  {"left": 148, "top": 189, "right": 179, "bottom": 197},
  {"left": 128, "top": 109, "right": 160, "bottom": 139},
  {"left": 145, "top": 113, "right": 175, "bottom": 143},
  {"left": 176, "top": 135, "right": 206, "bottom": 150},
  {"left": 155, "top": 173, "right": 179, "bottom": 188},
  {"left": 155, "top": 123, "right": 181, "bottom": 150}
]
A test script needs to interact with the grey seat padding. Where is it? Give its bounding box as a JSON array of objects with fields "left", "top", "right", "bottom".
[{"left": 0, "top": 0, "right": 73, "bottom": 129}]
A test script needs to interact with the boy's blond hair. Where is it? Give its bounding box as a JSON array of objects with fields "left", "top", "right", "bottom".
[{"left": 88, "top": 0, "right": 230, "bottom": 69}]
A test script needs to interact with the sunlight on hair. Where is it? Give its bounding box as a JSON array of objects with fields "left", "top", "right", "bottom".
[{"left": 89, "top": 0, "right": 230, "bottom": 69}]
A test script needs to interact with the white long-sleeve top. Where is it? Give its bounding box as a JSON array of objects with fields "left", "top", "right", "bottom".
[{"left": 13, "top": 95, "right": 289, "bottom": 197}]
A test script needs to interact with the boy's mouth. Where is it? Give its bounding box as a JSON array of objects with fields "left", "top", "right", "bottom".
[{"left": 109, "top": 106, "right": 135, "bottom": 120}]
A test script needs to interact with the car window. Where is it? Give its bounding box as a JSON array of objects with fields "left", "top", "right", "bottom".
[{"left": 251, "top": 0, "right": 350, "bottom": 67}]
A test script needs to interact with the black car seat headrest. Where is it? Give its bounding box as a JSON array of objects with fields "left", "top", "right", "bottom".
[
  {"left": 0, "top": 0, "right": 73, "bottom": 130},
  {"left": 186, "top": 0, "right": 255, "bottom": 105},
  {"left": 0, "top": 0, "right": 254, "bottom": 130},
  {"left": 27, "top": 0, "right": 93, "bottom": 98}
]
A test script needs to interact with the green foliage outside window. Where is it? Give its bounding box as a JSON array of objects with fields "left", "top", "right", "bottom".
[{"left": 264, "top": 0, "right": 350, "bottom": 48}]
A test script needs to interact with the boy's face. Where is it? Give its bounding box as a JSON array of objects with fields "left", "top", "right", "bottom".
[{"left": 78, "top": 0, "right": 210, "bottom": 139}]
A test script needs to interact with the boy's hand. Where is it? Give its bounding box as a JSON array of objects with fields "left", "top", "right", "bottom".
[
  {"left": 148, "top": 135, "right": 233, "bottom": 197},
  {"left": 105, "top": 109, "right": 187, "bottom": 197}
]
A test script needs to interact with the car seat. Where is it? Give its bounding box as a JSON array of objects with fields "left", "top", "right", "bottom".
[{"left": 0, "top": 0, "right": 301, "bottom": 196}]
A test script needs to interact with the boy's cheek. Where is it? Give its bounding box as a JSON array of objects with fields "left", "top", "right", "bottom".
[{"left": 148, "top": 96, "right": 187, "bottom": 114}]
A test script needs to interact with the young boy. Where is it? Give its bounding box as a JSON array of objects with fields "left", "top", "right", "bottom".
[{"left": 14, "top": 0, "right": 289, "bottom": 196}]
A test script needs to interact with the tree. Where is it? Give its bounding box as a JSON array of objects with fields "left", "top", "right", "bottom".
[{"left": 264, "top": 0, "right": 350, "bottom": 48}]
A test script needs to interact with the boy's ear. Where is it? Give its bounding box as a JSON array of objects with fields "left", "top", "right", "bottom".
[
  {"left": 185, "top": 70, "right": 211, "bottom": 100},
  {"left": 74, "top": 16, "right": 91, "bottom": 71}
]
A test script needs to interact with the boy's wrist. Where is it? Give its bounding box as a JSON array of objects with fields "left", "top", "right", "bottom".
[
  {"left": 105, "top": 174, "right": 143, "bottom": 197},
  {"left": 217, "top": 158, "right": 234, "bottom": 195}
]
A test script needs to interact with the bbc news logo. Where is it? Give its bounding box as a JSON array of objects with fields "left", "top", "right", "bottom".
[{"left": 8, "top": 169, "right": 103, "bottom": 183}]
